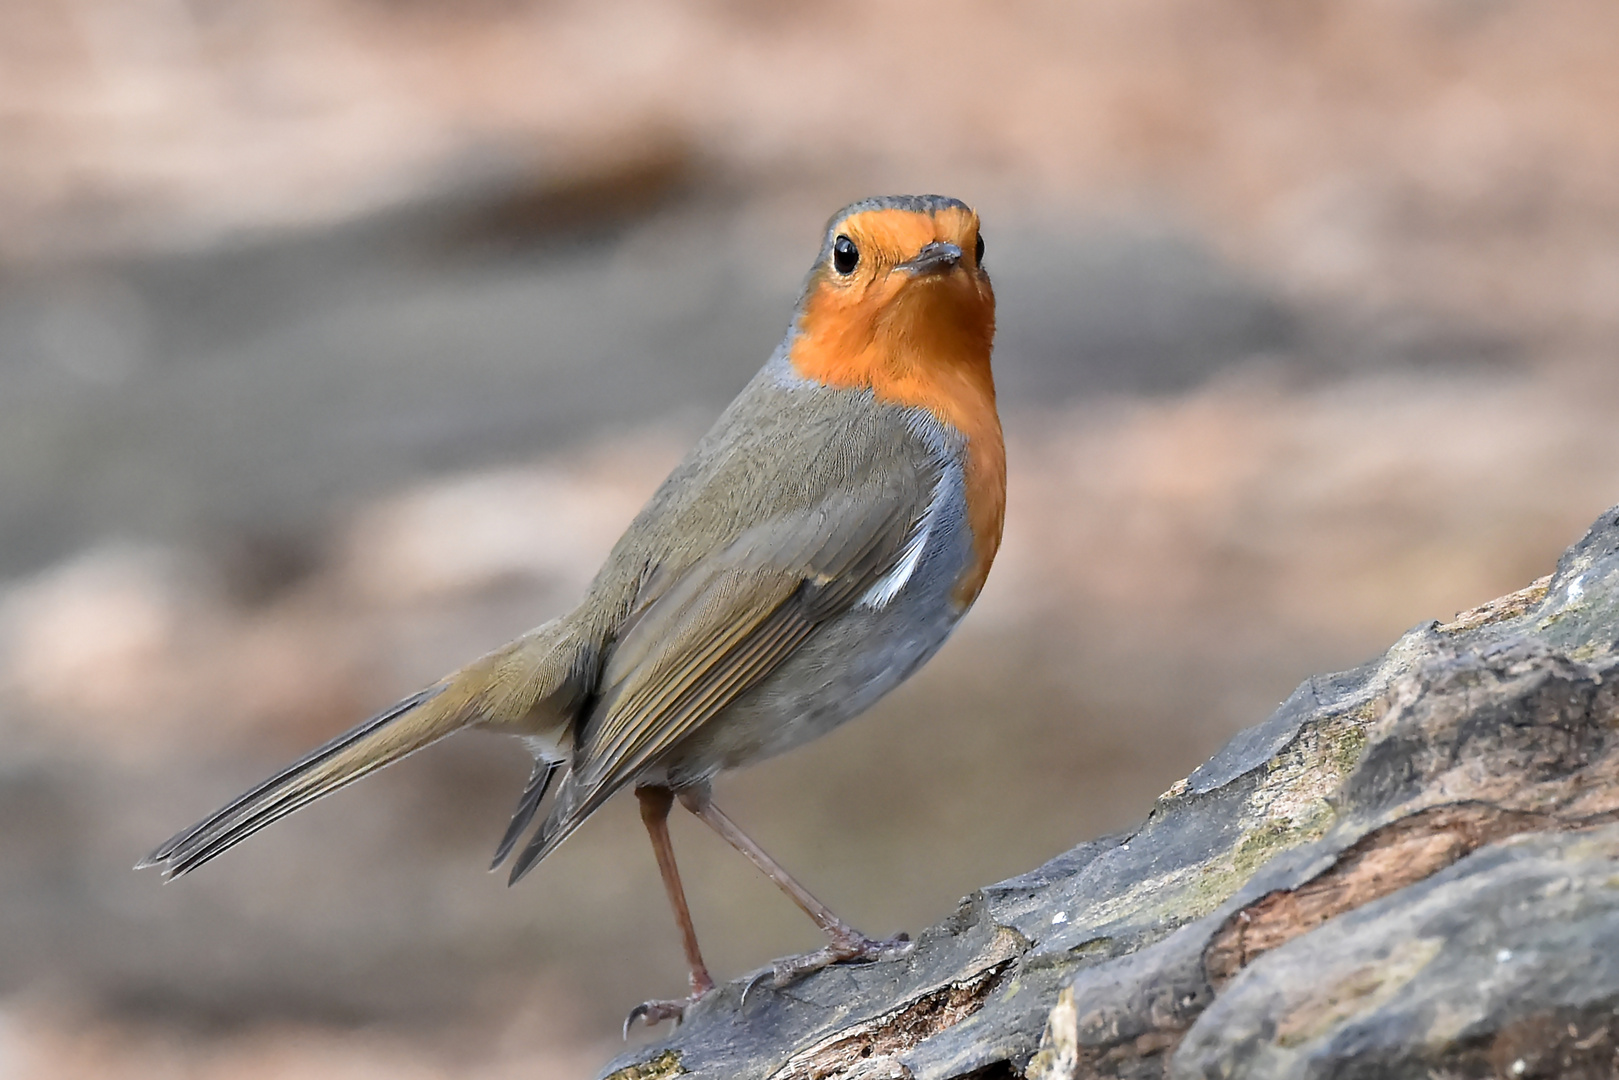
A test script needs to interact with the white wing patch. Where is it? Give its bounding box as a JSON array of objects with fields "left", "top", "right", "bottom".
[{"left": 859, "top": 484, "right": 940, "bottom": 610}]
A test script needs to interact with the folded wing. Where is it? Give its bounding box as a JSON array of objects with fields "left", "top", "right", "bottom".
[{"left": 505, "top": 474, "right": 932, "bottom": 881}]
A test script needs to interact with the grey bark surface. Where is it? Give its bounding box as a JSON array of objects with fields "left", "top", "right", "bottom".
[{"left": 600, "top": 506, "right": 1619, "bottom": 1080}]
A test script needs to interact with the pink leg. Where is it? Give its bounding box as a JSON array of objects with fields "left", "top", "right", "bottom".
[
  {"left": 625, "top": 785, "right": 715, "bottom": 1033},
  {"left": 677, "top": 786, "right": 912, "bottom": 987}
]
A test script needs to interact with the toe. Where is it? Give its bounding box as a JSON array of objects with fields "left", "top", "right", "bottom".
[
  {"left": 764, "top": 930, "right": 915, "bottom": 989},
  {"left": 622, "top": 995, "right": 698, "bottom": 1037}
]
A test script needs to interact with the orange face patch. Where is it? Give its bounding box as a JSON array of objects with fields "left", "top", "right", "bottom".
[{"left": 788, "top": 206, "right": 1004, "bottom": 608}]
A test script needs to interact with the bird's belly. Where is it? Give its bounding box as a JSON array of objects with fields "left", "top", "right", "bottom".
[{"left": 658, "top": 489, "right": 975, "bottom": 783}]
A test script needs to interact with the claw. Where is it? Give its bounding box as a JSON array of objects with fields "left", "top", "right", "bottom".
[
  {"left": 623, "top": 994, "right": 702, "bottom": 1038},
  {"left": 622, "top": 1004, "right": 649, "bottom": 1040},
  {"left": 739, "top": 967, "right": 775, "bottom": 1009}
]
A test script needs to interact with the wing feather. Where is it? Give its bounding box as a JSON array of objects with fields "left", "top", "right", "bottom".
[{"left": 504, "top": 476, "right": 935, "bottom": 879}]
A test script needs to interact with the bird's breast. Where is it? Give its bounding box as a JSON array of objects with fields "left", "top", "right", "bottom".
[{"left": 786, "top": 330, "right": 1004, "bottom": 610}]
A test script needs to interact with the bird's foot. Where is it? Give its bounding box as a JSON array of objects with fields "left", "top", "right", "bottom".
[
  {"left": 623, "top": 991, "right": 706, "bottom": 1037},
  {"left": 756, "top": 930, "right": 914, "bottom": 992}
]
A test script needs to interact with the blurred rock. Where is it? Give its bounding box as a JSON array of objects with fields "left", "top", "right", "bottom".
[
  {"left": 601, "top": 508, "right": 1619, "bottom": 1079},
  {"left": 5, "top": 0, "right": 1619, "bottom": 360},
  {"left": 1, "top": 545, "right": 193, "bottom": 742},
  {"left": 991, "top": 371, "right": 1619, "bottom": 653},
  {"left": 338, "top": 437, "right": 679, "bottom": 606},
  {"left": 0, "top": 985, "right": 609, "bottom": 1080}
]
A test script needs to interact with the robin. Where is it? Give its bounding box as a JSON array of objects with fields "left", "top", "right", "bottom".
[{"left": 140, "top": 193, "right": 1004, "bottom": 1029}]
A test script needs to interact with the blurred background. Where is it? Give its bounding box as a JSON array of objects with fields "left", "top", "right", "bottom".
[{"left": 3, "top": 0, "right": 1619, "bottom": 1074}]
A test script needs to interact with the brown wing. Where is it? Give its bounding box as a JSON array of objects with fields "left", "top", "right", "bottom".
[{"left": 505, "top": 477, "right": 929, "bottom": 879}]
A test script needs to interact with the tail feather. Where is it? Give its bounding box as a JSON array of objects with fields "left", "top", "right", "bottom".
[
  {"left": 489, "top": 759, "right": 560, "bottom": 870},
  {"left": 139, "top": 685, "right": 455, "bottom": 879},
  {"left": 505, "top": 771, "right": 616, "bottom": 885}
]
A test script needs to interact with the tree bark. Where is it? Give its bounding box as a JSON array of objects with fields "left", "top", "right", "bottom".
[{"left": 601, "top": 505, "right": 1619, "bottom": 1080}]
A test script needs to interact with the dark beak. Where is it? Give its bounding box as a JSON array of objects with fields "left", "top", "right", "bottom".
[{"left": 898, "top": 241, "right": 963, "bottom": 276}]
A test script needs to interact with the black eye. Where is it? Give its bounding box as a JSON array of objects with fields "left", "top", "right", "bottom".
[
  {"left": 974, "top": 231, "right": 985, "bottom": 264},
  {"left": 832, "top": 234, "right": 859, "bottom": 275}
]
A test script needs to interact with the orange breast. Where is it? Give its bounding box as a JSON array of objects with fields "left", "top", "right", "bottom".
[{"left": 788, "top": 264, "right": 1004, "bottom": 609}]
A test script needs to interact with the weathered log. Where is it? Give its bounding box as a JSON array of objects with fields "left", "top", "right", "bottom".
[{"left": 602, "top": 505, "right": 1619, "bottom": 1080}]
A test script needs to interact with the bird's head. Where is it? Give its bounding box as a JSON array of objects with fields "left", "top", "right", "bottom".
[{"left": 790, "top": 195, "right": 995, "bottom": 388}]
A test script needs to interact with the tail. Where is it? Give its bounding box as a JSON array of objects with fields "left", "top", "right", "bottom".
[
  {"left": 140, "top": 620, "right": 592, "bottom": 880},
  {"left": 138, "top": 686, "right": 466, "bottom": 879}
]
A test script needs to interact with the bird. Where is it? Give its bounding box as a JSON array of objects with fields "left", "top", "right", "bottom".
[{"left": 139, "top": 193, "right": 1004, "bottom": 1030}]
